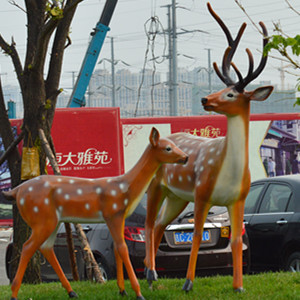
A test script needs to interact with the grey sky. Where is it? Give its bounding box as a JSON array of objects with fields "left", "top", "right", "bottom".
[{"left": 0, "top": 0, "right": 299, "bottom": 92}]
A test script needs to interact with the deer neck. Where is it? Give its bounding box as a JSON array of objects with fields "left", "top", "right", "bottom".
[
  {"left": 225, "top": 112, "right": 249, "bottom": 165},
  {"left": 123, "top": 146, "right": 160, "bottom": 212},
  {"left": 210, "top": 112, "right": 250, "bottom": 206}
]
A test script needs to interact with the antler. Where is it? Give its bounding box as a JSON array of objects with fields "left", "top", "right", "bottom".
[
  {"left": 235, "top": 22, "right": 269, "bottom": 92},
  {"left": 207, "top": 3, "right": 269, "bottom": 92}
]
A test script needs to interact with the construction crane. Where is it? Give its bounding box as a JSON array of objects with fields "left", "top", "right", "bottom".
[{"left": 67, "top": 0, "right": 118, "bottom": 107}]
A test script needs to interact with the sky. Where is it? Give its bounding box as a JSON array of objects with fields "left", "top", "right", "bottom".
[{"left": 0, "top": 0, "right": 299, "bottom": 93}]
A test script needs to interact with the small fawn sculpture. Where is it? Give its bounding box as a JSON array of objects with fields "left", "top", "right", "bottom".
[
  {"left": 144, "top": 3, "right": 274, "bottom": 293},
  {"left": 3, "top": 127, "right": 188, "bottom": 300}
]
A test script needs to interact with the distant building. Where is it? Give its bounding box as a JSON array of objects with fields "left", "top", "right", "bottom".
[{"left": 3, "top": 68, "right": 298, "bottom": 118}]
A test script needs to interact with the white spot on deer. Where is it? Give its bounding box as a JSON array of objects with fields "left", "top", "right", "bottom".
[
  {"left": 28, "top": 186, "right": 33, "bottom": 192},
  {"left": 179, "top": 175, "right": 183, "bottom": 182},
  {"left": 20, "top": 198, "right": 25, "bottom": 206},
  {"left": 58, "top": 206, "right": 63, "bottom": 213},
  {"left": 57, "top": 188, "right": 62, "bottom": 194},
  {"left": 44, "top": 198, "right": 49, "bottom": 205},
  {"left": 119, "top": 183, "right": 128, "bottom": 192},
  {"left": 170, "top": 173, "right": 174, "bottom": 179},
  {"left": 44, "top": 181, "right": 50, "bottom": 188},
  {"left": 57, "top": 178, "right": 62, "bottom": 182},
  {"left": 200, "top": 166, "right": 204, "bottom": 172},
  {"left": 64, "top": 194, "right": 70, "bottom": 200},
  {"left": 124, "top": 199, "right": 129, "bottom": 206},
  {"left": 69, "top": 179, "right": 75, "bottom": 184},
  {"left": 209, "top": 148, "right": 215, "bottom": 153},
  {"left": 111, "top": 190, "right": 117, "bottom": 196},
  {"left": 196, "top": 180, "right": 201, "bottom": 187},
  {"left": 33, "top": 206, "right": 39, "bottom": 213},
  {"left": 113, "top": 203, "right": 117, "bottom": 210},
  {"left": 85, "top": 203, "right": 90, "bottom": 210},
  {"left": 208, "top": 159, "right": 214, "bottom": 165},
  {"left": 107, "top": 178, "right": 112, "bottom": 183},
  {"left": 188, "top": 149, "right": 194, "bottom": 155},
  {"left": 96, "top": 187, "right": 102, "bottom": 194},
  {"left": 216, "top": 150, "right": 221, "bottom": 156},
  {"left": 187, "top": 175, "right": 192, "bottom": 182},
  {"left": 77, "top": 189, "right": 83, "bottom": 195}
]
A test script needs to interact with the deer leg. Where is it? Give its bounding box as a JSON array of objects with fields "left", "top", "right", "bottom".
[
  {"left": 113, "top": 241, "right": 127, "bottom": 296},
  {"left": 106, "top": 216, "right": 145, "bottom": 300},
  {"left": 40, "top": 247, "right": 77, "bottom": 298},
  {"left": 183, "top": 201, "right": 211, "bottom": 292},
  {"left": 11, "top": 228, "right": 56, "bottom": 299},
  {"left": 228, "top": 199, "right": 245, "bottom": 292},
  {"left": 150, "top": 197, "right": 188, "bottom": 285},
  {"left": 144, "top": 174, "right": 166, "bottom": 282}
]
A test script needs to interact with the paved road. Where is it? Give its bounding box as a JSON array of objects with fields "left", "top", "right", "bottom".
[{"left": 0, "top": 228, "right": 12, "bottom": 286}]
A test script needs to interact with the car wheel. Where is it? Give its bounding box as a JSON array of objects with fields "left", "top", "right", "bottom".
[
  {"left": 94, "top": 257, "right": 112, "bottom": 282},
  {"left": 285, "top": 252, "right": 300, "bottom": 272}
]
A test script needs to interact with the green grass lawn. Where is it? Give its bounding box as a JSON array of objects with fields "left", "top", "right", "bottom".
[{"left": 1, "top": 272, "right": 300, "bottom": 300}]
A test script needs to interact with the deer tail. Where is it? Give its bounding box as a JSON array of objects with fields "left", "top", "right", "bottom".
[{"left": 2, "top": 187, "right": 18, "bottom": 201}]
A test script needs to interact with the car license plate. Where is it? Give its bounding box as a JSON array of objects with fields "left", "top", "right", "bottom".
[{"left": 174, "top": 230, "right": 210, "bottom": 245}]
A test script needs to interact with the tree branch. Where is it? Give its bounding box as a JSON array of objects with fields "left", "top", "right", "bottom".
[
  {"left": 285, "top": 0, "right": 300, "bottom": 16},
  {"left": 38, "top": 128, "right": 61, "bottom": 175},
  {"left": 233, "top": 1, "right": 263, "bottom": 34},
  {"left": 0, "top": 131, "right": 24, "bottom": 167},
  {"left": 0, "top": 35, "right": 25, "bottom": 91},
  {"left": 9, "top": 1, "right": 27, "bottom": 13}
]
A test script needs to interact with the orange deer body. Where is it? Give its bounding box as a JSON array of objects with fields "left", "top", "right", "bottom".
[
  {"left": 4, "top": 127, "right": 188, "bottom": 300},
  {"left": 144, "top": 3, "right": 273, "bottom": 293}
]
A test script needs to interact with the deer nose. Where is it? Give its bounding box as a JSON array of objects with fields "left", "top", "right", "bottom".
[
  {"left": 184, "top": 156, "right": 189, "bottom": 164},
  {"left": 201, "top": 98, "right": 208, "bottom": 105}
]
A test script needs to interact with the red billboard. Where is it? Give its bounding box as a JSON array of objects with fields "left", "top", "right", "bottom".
[{"left": 49, "top": 107, "right": 124, "bottom": 178}]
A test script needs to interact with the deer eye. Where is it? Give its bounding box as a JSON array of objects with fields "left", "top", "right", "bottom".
[
  {"left": 165, "top": 146, "right": 172, "bottom": 152},
  {"left": 227, "top": 93, "right": 234, "bottom": 98}
]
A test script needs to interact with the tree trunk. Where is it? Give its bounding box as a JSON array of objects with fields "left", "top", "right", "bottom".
[{"left": 0, "top": 78, "right": 41, "bottom": 283}]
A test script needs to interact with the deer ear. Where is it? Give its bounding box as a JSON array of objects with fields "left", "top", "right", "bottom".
[
  {"left": 149, "top": 127, "right": 160, "bottom": 147},
  {"left": 248, "top": 86, "right": 274, "bottom": 102}
]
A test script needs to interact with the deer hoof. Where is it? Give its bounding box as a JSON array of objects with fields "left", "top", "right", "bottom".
[
  {"left": 234, "top": 287, "right": 245, "bottom": 293},
  {"left": 182, "top": 279, "right": 193, "bottom": 292},
  {"left": 136, "top": 295, "right": 146, "bottom": 300},
  {"left": 146, "top": 269, "right": 158, "bottom": 282},
  {"left": 120, "top": 290, "right": 128, "bottom": 297},
  {"left": 69, "top": 291, "right": 78, "bottom": 298}
]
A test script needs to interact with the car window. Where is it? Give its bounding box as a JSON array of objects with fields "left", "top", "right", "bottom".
[
  {"left": 258, "top": 184, "right": 292, "bottom": 213},
  {"left": 244, "top": 184, "right": 264, "bottom": 214}
]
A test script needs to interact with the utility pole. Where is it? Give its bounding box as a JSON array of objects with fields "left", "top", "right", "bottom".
[
  {"left": 162, "top": 2, "right": 177, "bottom": 116},
  {"left": 206, "top": 48, "right": 212, "bottom": 94},
  {"left": 172, "top": 0, "right": 178, "bottom": 116},
  {"left": 164, "top": 4, "right": 174, "bottom": 116},
  {"left": 110, "top": 37, "right": 116, "bottom": 107}
]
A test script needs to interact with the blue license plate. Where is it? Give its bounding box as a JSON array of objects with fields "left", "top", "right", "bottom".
[{"left": 174, "top": 230, "right": 210, "bottom": 245}]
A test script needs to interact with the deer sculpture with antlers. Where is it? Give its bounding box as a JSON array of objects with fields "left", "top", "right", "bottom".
[
  {"left": 3, "top": 127, "right": 188, "bottom": 300},
  {"left": 144, "top": 3, "right": 273, "bottom": 293}
]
